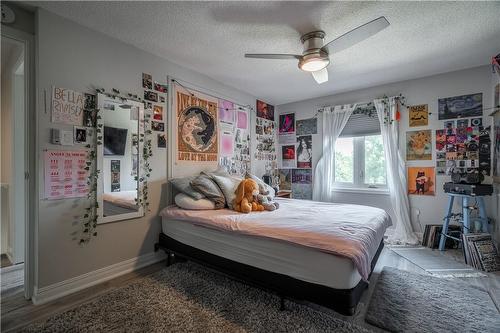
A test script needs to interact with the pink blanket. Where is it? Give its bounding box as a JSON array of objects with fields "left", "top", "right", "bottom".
[{"left": 160, "top": 198, "right": 391, "bottom": 281}]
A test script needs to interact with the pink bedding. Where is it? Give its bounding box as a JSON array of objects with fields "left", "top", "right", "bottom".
[{"left": 160, "top": 198, "right": 391, "bottom": 281}]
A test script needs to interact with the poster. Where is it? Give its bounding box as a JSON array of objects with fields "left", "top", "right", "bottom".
[
  {"left": 281, "top": 145, "right": 296, "bottom": 168},
  {"left": 176, "top": 89, "right": 218, "bottom": 162},
  {"left": 409, "top": 104, "right": 428, "bottom": 127},
  {"left": 278, "top": 169, "right": 291, "bottom": 191},
  {"left": 44, "top": 150, "right": 88, "bottom": 200},
  {"left": 73, "top": 126, "right": 88, "bottom": 144},
  {"left": 279, "top": 113, "right": 295, "bottom": 144},
  {"left": 292, "top": 169, "right": 312, "bottom": 184},
  {"left": 296, "top": 118, "right": 317, "bottom": 135},
  {"left": 296, "top": 135, "right": 312, "bottom": 169},
  {"left": 406, "top": 130, "right": 432, "bottom": 160},
  {"left": 111, "top": 160, "right": 120, "bottom": 192},
  {"left": 142, "top": 73, "right": 152, "bottom": 89},
  {"left": 220, "top": 128, "right": 234, "bottom": 157},
  {"left": 256, "top": 100, "right": 274, "bottom": 121},
  {"left": 144, "top": 90, "right": 158, "bottom": 102},
  {"left": 51, "top": 87, "right": 85, "bottom": 125},
  {"left": 153, "top": 105, "right": 163, "bottom": 121},
  {"left": 158, "top": 133, "right": 166, "bottom": 148},
  {"left": 237, "top": 110, "right": 248, "bottom": 129},
  {"left": 438, "top": 93, "right": 483, "bottom": 119},
  {"left": 219, "top": 99, "right": 235, "bottom": 124},
  {"left": 154, "top": 81, "right": 168, "bottom": 93},
  {"left": 407, "top": 167, "right": 435, "bottom": 196},
  {"left": 291, "top": 183, "right": 312, "bottom": 200}
]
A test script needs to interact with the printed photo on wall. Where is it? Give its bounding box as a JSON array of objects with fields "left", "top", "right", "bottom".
[
  {"left": 471, "top": 118, "right": 482, "bottom": 127},
  {"left": 436, "top": 129, "right": 446, "bottom": 152},
  {"left": 278, "top": 169, "right": 291, "bottom": 191},
  {"left": 218, "top": 99, "right": 235, "bottom": 124},
  {"left": 406, "top": 130, "right": 432, "bottom": 160},
  {"left": 73, "top": 126, "right": 87, "bottom": 144},
  {"left": 409, "top": 104, "right": 429, "bottom": 127},
  {"left": 296, "top": 135, "right": 312, "bottom": 169},
  {"left": 142, "top": 73, "right": 152, "bottom": 90},
  {"left": 153, "top": 105, "right": 163, "bottom": 121},
  {"left": 256, "top": 100, "right": 274, "bottom": 121},
  {"left": 158, "top": 133, "right": 166, "bottom": 148},
  {"left": 292, "top": 183, "right": 312, "bottom": 200},
  {"left": 144, "top": 90, "right": 158, "bottom": 102},
  {"left": 160, "top": 96, "right": 166, "bottom": 103},
  {"left": 281, "top": 145, "right": 296, "bottom": 168},
  {"left": 279, "top": 113, "right": 295, "bottom": 134},
  {"left": 111, "top": 159, "right": 121, "bottom": 192},
  {"left": 292, "top": 169, "right": 312, "bottom": 184},
  {"left": 237, "top": 110, "right": 248, "bottom": 130},
  {"left": 154, "top": 81, "right": 168, "bottom": 93},
  {"left": 438, "top": 93, "right": 483, "bottom": 120},
  {"left": 152, "top": 121, "right": 165, "bottom": 132},
  {"left": 83, "top": 109, "right": 96, "bottom": 127},
  {"left": 457, "top": 118, "right": 469, "bottom": 129},
  {"left": 296, "top": 118, "right": 317, "bottom": 135},
  {"left": 407, "top": 167, "right": 435, "bottom": 196},
  {"left": 219, "top": 129, "right": 234, "bottom": 157}
]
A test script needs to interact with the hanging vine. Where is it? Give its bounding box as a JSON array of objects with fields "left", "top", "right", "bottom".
[{"left": 78, "top": 88, "right": 153, "bottom": 244}]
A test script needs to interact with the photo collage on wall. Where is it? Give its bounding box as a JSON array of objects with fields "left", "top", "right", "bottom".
[
  {"left": 255, "top": 100, "right": 278, "bottom": 181},
  {"left": 218, "top": 99, "right": 251, "bottom": 176},
  {"left": 142, "top": 73, "right": 167, "bottom": 148},
  {"left": 277, "top": 115, "right": 317, "bottom": 199},
  {"left": 435, "top": 118, "right": 490, "bottom": 176}
]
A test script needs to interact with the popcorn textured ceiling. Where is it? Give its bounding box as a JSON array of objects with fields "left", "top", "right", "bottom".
[{"left": 33, "top": 1, "right": 500, "bottom": 105}]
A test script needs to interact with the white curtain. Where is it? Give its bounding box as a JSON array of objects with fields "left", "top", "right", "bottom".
[
  {"left": 313, "top": 104, "right": 357, "bottom": 202},
  {"left": 373, "top": 98, "right": 418, "bottom": 244}
]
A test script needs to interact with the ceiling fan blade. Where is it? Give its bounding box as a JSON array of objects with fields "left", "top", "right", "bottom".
[
  {"left": 322, "top": 16, "right": 390, "bottom": 54},
  {"left": 311, "top": 68, "right": 328, "bottom": 84},
  {"left": 244, "top": 54, "right": 302, "bottom": 60}
]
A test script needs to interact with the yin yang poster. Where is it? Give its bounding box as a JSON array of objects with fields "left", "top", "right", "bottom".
[{"left": 176, "top": 86, "right": 218, "bottom": 162}]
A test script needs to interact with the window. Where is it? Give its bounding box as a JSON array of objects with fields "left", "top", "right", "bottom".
[{"left": 334, "top": 135, "right": 387, "bottom": 188}]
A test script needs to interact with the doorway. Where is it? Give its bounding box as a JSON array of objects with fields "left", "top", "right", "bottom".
[{"left": 1, "top": 23, "right": 34, "bottom": 299}]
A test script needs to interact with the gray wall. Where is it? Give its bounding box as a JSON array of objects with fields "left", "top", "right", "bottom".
[
  {"left": 36, "top": 8, "right": 260, "bottom": 288},
  {"left": 277, "top": 65, "right": 499, "bottom": 242}
]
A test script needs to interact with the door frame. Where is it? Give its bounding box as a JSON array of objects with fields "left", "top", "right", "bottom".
[{"left": 2, "top": 25, "right": 37, "bottom": 300}]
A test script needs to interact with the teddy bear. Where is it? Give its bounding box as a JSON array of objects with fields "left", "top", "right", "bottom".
[
  {"left": 233, "top": 179, "right": 265, "bottom": 213},
  {"left": 255, "top": 183, "right": 280, "bottom": 211}
]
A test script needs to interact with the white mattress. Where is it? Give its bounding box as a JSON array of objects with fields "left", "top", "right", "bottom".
[{"left": 162, "top": 218, "right": 362, "bottom": 289}]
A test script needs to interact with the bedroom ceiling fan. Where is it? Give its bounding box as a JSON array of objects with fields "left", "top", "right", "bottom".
[{"left": 245, "top": 16, "right": 390, "bottom": 84}]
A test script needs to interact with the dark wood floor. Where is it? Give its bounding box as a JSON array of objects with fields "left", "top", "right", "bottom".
[{"left": 1, "top": 248, "right": 499, "bottom": 332}]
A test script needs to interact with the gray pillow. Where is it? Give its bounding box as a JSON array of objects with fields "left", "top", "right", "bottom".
[
  {"left": 201, "top": 166, "right": 231, "bottom": 179},
  {"left": 212, "top": 175, "right": 243, "bottom": 210},
  {"left": 245, "top": 173, "right": 275, "bottom": 198},
  {"left": 190, "top": 174, "right": 226, "bottom": 209},
  {"left": 170, "top": 176, "right": 205, "bottom": 200}
]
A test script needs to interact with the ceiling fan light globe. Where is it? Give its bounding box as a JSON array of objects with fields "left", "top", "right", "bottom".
[{"left": 299, "top": 56, "right": 330, "bottom": 72}]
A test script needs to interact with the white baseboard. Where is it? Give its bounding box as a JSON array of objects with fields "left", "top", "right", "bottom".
[{"left": 32, "top": 251, "right": 166, "bottom": 305}]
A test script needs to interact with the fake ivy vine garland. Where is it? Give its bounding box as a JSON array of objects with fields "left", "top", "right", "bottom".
[{"left": 79, "top": 89, "right": 153, "bottom": 244}]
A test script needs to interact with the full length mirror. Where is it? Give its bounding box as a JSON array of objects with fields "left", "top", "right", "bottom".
[{"left": 97, "top": 93, "right": 144, "bottom": 224}]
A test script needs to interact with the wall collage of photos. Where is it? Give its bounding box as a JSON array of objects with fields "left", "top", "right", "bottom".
[
  {"left": 255, "top": 100, "right": 278, "bottom": 182},
  {"left": 406, "top": 92, "right": 492, "bottom": 196},
  {"left": 142, "top": 73, "right": 167, "bottom": 149},
  {"left": 277, "top": 112, "right": 318, "bottom": 200}
]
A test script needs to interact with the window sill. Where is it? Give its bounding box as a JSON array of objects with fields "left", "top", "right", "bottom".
[{"left": 331, "top": 187, "right": 390, "bottom": 195}]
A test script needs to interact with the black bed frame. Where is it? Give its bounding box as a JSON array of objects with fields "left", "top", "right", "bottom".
[{"left": 155, "top": 232, "right": 384, "bottom": 316}]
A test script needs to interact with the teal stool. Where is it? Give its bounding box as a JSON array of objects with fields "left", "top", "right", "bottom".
[{"left": 438, "top": 193, "right": 488, "bottom": 251}]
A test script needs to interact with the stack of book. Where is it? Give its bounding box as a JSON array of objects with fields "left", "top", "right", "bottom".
[
  {"left": 462, "top": 233, "right": 500, "bottom": 272},
  {"left": 422, "top": 224, "right": 461, "bottom": 249}
]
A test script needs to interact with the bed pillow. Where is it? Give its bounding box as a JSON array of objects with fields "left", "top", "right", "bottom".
[
  {"left": 170, "top": 176, "right": 205, "bottom": 200},
  {"left": 174, "top": 193, "right": 215, "bottom": 210},
  {"left": 212, "top": 175, "right": 243, "bottom": 210},
  {"left": 201, "top": 166, "right": 231, "bottom": 179},
  {"left": 190, "top": 174, "right": 226, "bottom": 209},
  {"left": 245, "top": 172, "right": 275, "bottom": 198}
]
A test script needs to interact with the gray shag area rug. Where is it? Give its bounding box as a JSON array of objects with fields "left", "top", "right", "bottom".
[
  {"left": 21, "top": 262, "right": 372, "bottom": 333},
  {"left": 365, "top": 267, "right": 500, "bottom": 333}
]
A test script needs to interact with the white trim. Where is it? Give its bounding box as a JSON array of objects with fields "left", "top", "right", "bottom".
[
  {"left": 332, "top": 187, "right": 389, "bottom": 195},
  {"left": 31, "top": 251, "right": 165, "bottom": 305}
]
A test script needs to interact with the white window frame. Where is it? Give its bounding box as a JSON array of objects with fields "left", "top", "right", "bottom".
[{"left": 333, "top": 135, "right": 387, "bottom": 190}]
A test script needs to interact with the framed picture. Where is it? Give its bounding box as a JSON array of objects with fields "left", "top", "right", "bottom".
[
  {"left": 408, "top": 104, "right": 428, "bottom": 127},
  {"left": 406, "top": 130, "right": 432, "bottom": 160},
  {"left": 73, "top": 126, "right": 88, "bottom": 144},
  {"left": 438, "top": 93, "right": 482, "bottom": 120},
  {"left": 407, "top": 167, "right": 435, "bottom": 195}
]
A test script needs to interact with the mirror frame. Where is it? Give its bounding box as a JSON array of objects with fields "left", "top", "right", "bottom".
[{"left": 96, "top": 93, "right": 144, "bottom": 224}]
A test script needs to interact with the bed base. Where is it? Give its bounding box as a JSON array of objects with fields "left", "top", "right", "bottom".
[{"left": 155, "top": 232, "right": 384, "bottom": 316}]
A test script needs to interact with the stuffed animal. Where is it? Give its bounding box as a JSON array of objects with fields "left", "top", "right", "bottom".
[
  {"left": 233, "top": 179, "right": 265, "bottom": 213},
  {"left": 255, "top": 183, "right": 280, "bottom": 211}
]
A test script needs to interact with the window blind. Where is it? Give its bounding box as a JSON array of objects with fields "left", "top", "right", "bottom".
[{"left": 339, "top": 112, "right": 380, "bottom": 137}]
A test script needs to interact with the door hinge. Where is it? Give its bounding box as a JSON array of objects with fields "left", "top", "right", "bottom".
[{"left": 25, "top": 172, "right": 29, "bottom": 180}]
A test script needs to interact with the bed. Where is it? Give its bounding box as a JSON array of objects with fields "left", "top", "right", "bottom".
[
  {"left": 156, "top": 198, "right": 391, "bottom": 315},
  {"left": 103, "top": 190, "right": 139, "bottom": 216}
]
